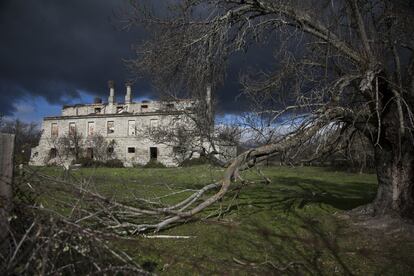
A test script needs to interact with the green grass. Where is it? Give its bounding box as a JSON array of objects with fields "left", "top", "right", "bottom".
[{"left": 31, "top": 165, "right": 414, "bottom": 275}]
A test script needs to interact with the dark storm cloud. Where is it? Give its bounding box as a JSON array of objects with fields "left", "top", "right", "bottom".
[
  {"left": 0, "top": 0, "right": 275, "bottom": 117},
  {"left": 0, "top": 0, "right": 149, "bottom": 115}
]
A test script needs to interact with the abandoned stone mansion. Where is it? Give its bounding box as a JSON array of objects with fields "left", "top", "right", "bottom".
[{"left": 30, "top": 81, "right": 236, "bottom": 167}]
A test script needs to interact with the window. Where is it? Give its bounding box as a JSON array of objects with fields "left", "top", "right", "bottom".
[
  {"left": 127, "top": 147, "right": 135, "bottom": 153},
  {"left": 49, "top": 148, "right": 57, "bottom": 158},
  {"left": 173, "top": 146, "right": 185, "bottom": 154},
  {"left": 51, "top": 123, "right": 58, "bottom": 138},
  {"left": 166, "top": 103, "right": 174, "bottom": 109},
  {"left": 94, "top": 107, "right": 102, "bottom": 114},
  {"left": 150, "top": 147, "right": 158, "bottom": 160},
  {"left": 69, "top": 122, "right": 76, "bottom": 136},
  {"left": 88, "top": 122, "right": 95, "bottom": 136},
  {"left": 150, "top": 119, "right": 158, "bottom": 128},
  {"left": 141, "top": 105, "right": 148, "bottom": 112},
  {"left": 107, "top": 121, "right": 115, "bottom": 134},
  {"left": 117, "top": 106, "right": 124, "bottom": 113},
  {"left": 128, "top": 120, "right": 136, "bottom": 136},
  {"left": 107, "top": 147, "right": 114, "bottom": 155}
]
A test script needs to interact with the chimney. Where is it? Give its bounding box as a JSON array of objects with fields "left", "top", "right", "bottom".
[
  {"left": 125, "top": 81, "right": 132, "bottom": 104},
  {"left": 108, "top": 80, "right": 115, "bottom": 105}
]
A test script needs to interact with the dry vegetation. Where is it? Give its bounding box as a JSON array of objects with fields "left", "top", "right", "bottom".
[{"left": 3, "top": 165, "right": 412, "bottom": 275}]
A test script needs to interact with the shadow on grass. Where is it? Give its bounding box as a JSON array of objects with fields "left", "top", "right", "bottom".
[
  {"left": 205, "top": 209, "right": 414, "bottom": 275},
  {"left": 206, "top": 212, "right": 354, "bottom": 275},
  {"left": 233, "top": 176, "right": 377, "bottom": 215}
]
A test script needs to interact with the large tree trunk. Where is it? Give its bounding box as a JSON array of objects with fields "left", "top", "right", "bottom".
[{"left": 372, "top": 145, "right": 414, "bottom": 220}]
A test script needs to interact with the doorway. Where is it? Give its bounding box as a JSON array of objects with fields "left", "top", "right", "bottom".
[
  {"left": 86, "top": 148, "right": 94, "bottom": 159},
  {"left": 150, "top": 147, "right": 158, "bottom": 160}
]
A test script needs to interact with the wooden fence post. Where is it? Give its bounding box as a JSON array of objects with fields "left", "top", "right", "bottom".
[{"left": 0, "top": 133, "right": 15, "bottom": 241}]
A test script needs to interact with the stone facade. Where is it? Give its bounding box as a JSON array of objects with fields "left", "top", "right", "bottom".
[{"left": 30, "top": 82, "right": 236, "bottom": 167}]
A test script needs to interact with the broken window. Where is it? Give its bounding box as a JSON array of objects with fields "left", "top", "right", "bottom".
[
  {"left": 69, "top": 122, "right": 76, "bottom": 136},
  {"left": 150, "top": 147, "right": 158, "bottom": 160},
  {"left": 141, "top": 105, "right": 148, "bottom": 112},
  {"left": 51, "top": 123, "right": 58, "bottom": 138},
  {"left": 150, "top": 119, "right": 159, "bottom": 128},
  {"left": 107, "top": 121, "right": 115, "bottom": 134},
  {"left": 49, "top": 148, "right": 57, "bottom": 159},
  {"left": 128, "top": 120, "right": 136, "bottom": 136},
  {"left": 127, "top": 147, "right": 135, "bottom": 153},
  {"left": 116, "top": 106, "right": 124, "bottom": 113},
  {"left": 88, "top": 122, "right": 95, "bottom": 136},
  {"left": 173, "top": 146, "right": 185, "bottom": 154}
]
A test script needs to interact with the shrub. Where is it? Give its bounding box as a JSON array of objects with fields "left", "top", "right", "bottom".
[
  {"left": 105, "top": 159, "right": 124, "bottom": 168},
  {"left": 75, "top": 158, "right": 123, "bottom": 168},
  {"left": 76, "top": 157, "right": 99, "bottom": 167},
  {"left": 143, "top": 159, "right": 166, "bottom": 168},
  {"left": 180, "top": 156, "right": 210, "bottom": 167}
]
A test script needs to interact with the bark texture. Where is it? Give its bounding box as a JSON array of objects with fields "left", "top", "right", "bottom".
[{"left": 0, "top": 134, "right": 15, "bottom": 240}]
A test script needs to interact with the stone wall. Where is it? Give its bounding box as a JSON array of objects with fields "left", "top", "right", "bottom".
[
  {"left": 31, "top": 97, "right": 236, "bottom": 168},
  {"left": 30, "top": 112, "right": 191, "bottom": 167}
]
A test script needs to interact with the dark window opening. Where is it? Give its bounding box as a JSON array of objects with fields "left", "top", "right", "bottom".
[
  {"left": 141, "top": 105, "right": 148, "bottom": 109},
  {"left": 173, "top": 146, "right": 185, "bottom": 154},
  {"left": 150, "top": 147, "right": 158, "bottom": 160},
  {"left": 166, "top": 103, "right": 174, "bottom": 109},
  {"left": 49, "top": 148, "right": 57, "bottom": 159},
  {"left": 128, "top": 147, "right": 135, "bottom": 154},
  {"left": 94, "top": 107, "right": 102, "bottom": 114},
  {"left": 86, "top": 148, "right": 94, "bottom": 159},
  {"left": 117, "top": 106, "right": 124, "bottom": 113},
  {"left": 107, "top": 147, "right": 114, "bottom": 154}
]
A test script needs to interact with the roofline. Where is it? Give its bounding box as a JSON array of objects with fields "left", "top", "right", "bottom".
[
  {"left": 62, "top": 99, "right": 196, "bottom": 109},
  {"left": 43, "top": 110, "right": 192, "bottom": 121}
]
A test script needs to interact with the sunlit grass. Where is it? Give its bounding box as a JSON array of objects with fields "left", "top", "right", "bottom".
[{"left": 31, "top": 165, "right": 414, "bottom": 275}]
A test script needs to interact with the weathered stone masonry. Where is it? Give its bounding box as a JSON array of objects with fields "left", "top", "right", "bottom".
[{"left": 30, "top": 82, "right": 236, "bottom": 167}]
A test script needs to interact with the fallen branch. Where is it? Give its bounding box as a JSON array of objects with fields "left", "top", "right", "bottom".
[{"left": 142, "top": 234, "right": 196, "bottom": 239}]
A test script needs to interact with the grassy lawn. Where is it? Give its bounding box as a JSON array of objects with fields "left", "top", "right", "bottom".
[{"left": 31, "top": 165, "right": 414, "bottom": 275}]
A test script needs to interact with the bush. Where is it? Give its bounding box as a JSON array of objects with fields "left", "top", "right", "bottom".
[
  {"left": 180, "top": 156, "right": 210, "bottom": 167},
  {"left": 143, "top": 159, "right": 166, "bottom": 168},
  {"left": 104, "top": 159, "right": 124, "bottom": 168},
  {"left": 75, "top": 157, "right": 123, "bottom": 168},
  {"left": 76, "top": 157, "right": 100, "bottom": 167}
]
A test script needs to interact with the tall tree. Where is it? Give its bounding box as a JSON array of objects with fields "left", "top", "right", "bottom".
[{"left": 122, "top": 0, "right": 414, "bottom": 228}]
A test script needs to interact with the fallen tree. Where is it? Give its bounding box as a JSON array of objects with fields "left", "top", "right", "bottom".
[
  {"left": 122, "top": 0, "right": 414, "bottom": 222},
  {"left": 31, "top": 0, "right": 414, "bottom": 235},
  {"left": 22, "top": 107, "right": 360, "bottom": 233}
]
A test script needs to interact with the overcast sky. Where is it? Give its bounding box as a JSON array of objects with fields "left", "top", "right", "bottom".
[{"left": 0, "top": 0, "right": 269, "bottom": 122}]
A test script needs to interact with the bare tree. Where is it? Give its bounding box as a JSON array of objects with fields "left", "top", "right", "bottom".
[
  {"left": 87, "top": 134, "right": 117, "bottom": 161},
  {"left": 57, "top": 131, "right": 84, "bottom": 162},
  {"left": 0, "top": 119, "right": 41, "bottom": 164},
  {"left": 121, "top": 0, "right": 414, "bottom": 222}
]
